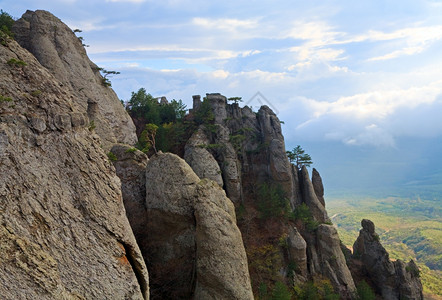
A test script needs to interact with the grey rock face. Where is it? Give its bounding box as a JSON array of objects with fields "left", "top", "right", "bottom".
[
  {"left": 312, "top": 168, "right": 325, "bottom": 206},
  {"left": 144, "top": 153, "right": 253, "bottom": 299},
  {"left": 111, "top": 144, "right": 149, "bottom": 250},
  {"left": 317, "top": 224, "right": 356, "bottom": 298},
  {"left": 12, "top": 10, "right": 137, "bottom": 149},
  {"left": 353, "top": 219, "right": 423, "bottom": 300},
  {"left": 193, "top": 179, "right": 253, "bottom": 300},
  {"left": 0, "top": 38, "right": 148, "bottom": 299},
  {"left": 184, "top": 126, "right": 223, "bottom": 187},
  {"left": 299, "top": 166, "right": 329, "bottom": 223},
  {"left": 287, "top": 227, "right": 308, "bottom": 278}
]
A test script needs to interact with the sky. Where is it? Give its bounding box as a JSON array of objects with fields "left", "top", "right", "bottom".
[{"left": 2, "top": 0, "right": 442, "bottom": 196}]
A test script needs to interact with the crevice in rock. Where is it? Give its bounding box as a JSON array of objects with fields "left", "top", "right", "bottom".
[{"left": 121, "top": 241, "right": 149, "bottom": 300}]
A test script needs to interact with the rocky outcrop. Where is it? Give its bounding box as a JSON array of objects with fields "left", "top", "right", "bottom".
[
  {"left": 299, "top": 166, "right": 329, "bottom": 223},
  {"left": 0, "top": 36, "right": 148, "bottom": 299},
  {"left": 190, "top": 94, "right": 356, "bottom": 297},
  {"left": 205, "top": 93, "right": 243, "bottom": 202},
  {"left": 184, "top": 126, "right": 223, "bottom": 187},
  {"left": 144, "top": 153, "right": 253, "bottom": 299},
  {"left": 287, "top": 227, "right": 308, "bottom": 279},
  {"left": 111, "top": 144, "right": 149, "bottom": 251},
  {"left": 317, "top": 224, "right": 356, "bottom": 298},
  {"left": 12, "top": 10, "right": 137, "bottom": 149},
  {"left": 312, "top": 168, "right": 325, "bottom": 206},
  {"left": 352, "top": 219, "right": 423, "bottom": 300}
]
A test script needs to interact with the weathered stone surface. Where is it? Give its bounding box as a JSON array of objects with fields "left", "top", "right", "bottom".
[
  {"left": 207, "top": 93, "right": 228, "bottom": 124},
  {"left": 291, "top": 164, "right": 302, "bottom": 207},
  {"left": 395, "top": 260, "right": 424, "bottom": 300},
  {"left": 194, "top": 179, "right": 254, "bottom": 300},
  {"left": 0, "top": 37, "right": 148, "bottom": 299},
  {"left": 184, "top": 126, "right": 223, "bottom": 187},
  {"left": 13, "top": 10, "right": 137, "bottom": 149},
  {"left": 144, "top": 153, "right": 253, "bottom": 299},
  {"left": 317, "top": 224, "right": 356, "bottom": 298},
  {"left": 312, "top": 168, "right": 325, "bottom": 206},
  {"left": 111, "top": 144, "right": 149, "bottom": 248},
  {"left": 353, "top": 219, "right": 423, "bottom": 300},
  {"left": 299, "top": 166, "right": 329, "bottom": 223},
  {"left": 287, "top": 226, "right": 308, "bottom": 278}
]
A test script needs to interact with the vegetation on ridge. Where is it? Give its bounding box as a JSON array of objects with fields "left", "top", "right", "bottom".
[
  {"left": 287, "top": 145, "right": 313, "bottom": 169},
  {"left": 0, "top": 10, "right": 14, "bottom": 39}
]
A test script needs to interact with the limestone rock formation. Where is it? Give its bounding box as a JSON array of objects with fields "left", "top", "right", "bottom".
[
  {"left": 353, "top": 219, "right": 423, "bottom": 300},
  {"left": 312, "top": 168, "right": 325, "bottom": 206},
  {"left": 299, "top": 166, "right": 329, "bottom": 223},
  {"left": 287, "top": 226, "right": 308, "bottom": 279},
  {"left": 184, "top": 126, "right": 223, "bottom": 187},
  {"left": 144, "top": 153, "right": 253, "bottom": 299},
  {"left": 111, "top": 144, "right": 149, "bottom": 251},
  {"left": 190, "top": 94, "right": 355, "bottom": 297},
  {"left": 12, "top": 10, "right": 137, "bottom": 149},
  {"left": 317, "top": 224, "right": 356, "bottom": 298},
  {"left": 0, "top": 35, "right": 148, "bottom": 299}
]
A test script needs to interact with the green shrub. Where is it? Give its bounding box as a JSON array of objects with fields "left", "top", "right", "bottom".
[
  {"left": 88, "top": 120, "right": 96, "bottom": 131},
  {"left": 125, "top": 147, "right": 137, "bottom": 153},
  {"left": 405, "top": 264, "right": 420, "bottom": 278},
  {"left": 0, "top": 94, "right": 13, "bottom": 102},
  {"left": 291, "top": 203, "right": 320, "bottom": 231},
  {"left": 356, "top": 280, "right": 375, "bottom": 300},
  {"left": 107, "top": 151, "right": 117, "bottom": 162},
  {"left": 256, "top": 183, "right": 290, "bottom": 220},
  {"left": 31, "top": 90, "right": 42, "bottom": 97},
  {"left": 0, "top": 10, "right": 14, "bottom": 39},
  {"left": 7, "top": 58, "right": 27, "bottom": 67},
  {"left": 294, "top": 278, "right": 339, "bottom": 300},
  {"left": 271, "top": 281, "right": 292, "bottom": 300}
]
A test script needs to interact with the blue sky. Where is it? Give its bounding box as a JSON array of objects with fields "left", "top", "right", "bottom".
[{"left": 2, "top": 0, "right": 442, "bottom": 194}]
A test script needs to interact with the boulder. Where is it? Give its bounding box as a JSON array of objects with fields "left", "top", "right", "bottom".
[{"left": 144, "top": 153, "right": 253, "bottom": 299}]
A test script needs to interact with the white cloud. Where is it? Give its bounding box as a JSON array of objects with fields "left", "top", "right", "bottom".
[
  {"left": 293, "top": 81, "right": 442, "bottom": 147},
  {"left": 192, "top": 17, "right": 258, "bottom": 31}
]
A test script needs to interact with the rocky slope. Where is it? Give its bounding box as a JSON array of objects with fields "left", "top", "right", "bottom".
[
  {"left": 0, "top": 29, "right": 148, "bottom": 299},
  {"left": 12, "top": 10, "right": 137, "bottom": 149}
]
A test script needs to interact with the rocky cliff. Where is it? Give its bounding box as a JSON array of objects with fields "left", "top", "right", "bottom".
[
  {"left": 12, "top": 10, "right": 137, "bottom": 149},
  {"left": 352, "top": 219, "right": 423, "bottom": 300},
  {"left": 183, "top": 94, "right": 355, "bottom": 298},
  {"left": 0, "top": 27, "right": 148, "bottom": 299}
]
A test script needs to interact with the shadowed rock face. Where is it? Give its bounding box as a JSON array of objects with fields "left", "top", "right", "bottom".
[
  {"left": 12, "top": 10, "right": 137, "bottom": 149},
  {"left": 111, "top": 144, "right": 149, "bottom": 253},
  {"left": 0, "top": 36, "right": 148, "bottom": 299},
  {"left": 144, "top": 153, "right": 253, "bottom": 300},
  {"left": 353, "top": 219, "right": 423, "bottom": 300}
]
